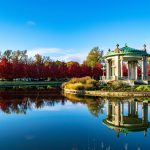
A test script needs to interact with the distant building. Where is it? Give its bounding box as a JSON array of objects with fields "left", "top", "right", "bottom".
[{"left": 103, "top": 44, "right": 150, "bottom": 83}]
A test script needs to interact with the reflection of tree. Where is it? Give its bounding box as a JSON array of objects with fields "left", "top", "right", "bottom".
[
  {"left": 0, "top": 99, "right": 30, "bottom": 114},
  {"left": 34, "top": 100, "right": 44, "bottom": 109},
  {"left": 0, "top": 89, "right": 106, "bottom": 116},
  {"left": 86, "top": 100, "right": 104, "bottom": 117},
  {"left": 64, "top": 93, "right": 105, "bottom": 117},
  {"left": 0, "top": 89, "right": 66, "bottom": 114}
]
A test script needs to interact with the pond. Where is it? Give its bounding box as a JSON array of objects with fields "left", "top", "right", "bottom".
[{"left": 0, "top": 90, "right": 149, "bottom": 150}]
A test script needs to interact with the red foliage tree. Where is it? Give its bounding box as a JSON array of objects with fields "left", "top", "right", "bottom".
[
  {"left": 122, "top": 64, "right": 128, "bottom": 76},
  {"left": 58, "top": 62, "right": 68, "bottom": 78},
  {"left": 0, "top": 50, "right": 105, "bottom": 81},
  {"left": 12, "top": 60, "right": 26, "bottom": 79},
  {"left": 67, "top": 62, "right": 81, "bottom": 78},
  {"left": 92, "top": 63, "right": 103, "bottom": 79},
  {"left": 0, "top": 57, "right": 13, "bottom": 80},
  {"left": 137, "top": 66, "right": 141, "bottom": 77},
  {"left": 148, "top": 65, "right": 150, "bottom": 76},
  {"left": 48, "top": 62, "right": 59, "bottom": 79},
  {"left": 80, "top": 64, "right": 92, "bottom": 77}
]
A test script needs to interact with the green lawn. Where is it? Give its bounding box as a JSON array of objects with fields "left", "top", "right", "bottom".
[{"left": 0, "top": 81, "right": 63, "bottom": 88}]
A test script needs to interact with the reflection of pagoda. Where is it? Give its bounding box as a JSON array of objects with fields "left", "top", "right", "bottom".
[{"left": 103, "top": 100, "right": 150, "bottom": 137}]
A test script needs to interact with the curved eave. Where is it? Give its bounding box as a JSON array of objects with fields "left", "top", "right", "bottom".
[
  {"left": 103, "top": 119, "right": 149, "bottom": 133},
  {"left": 104, "top": 52, "right": 149, "bottom": 58}
]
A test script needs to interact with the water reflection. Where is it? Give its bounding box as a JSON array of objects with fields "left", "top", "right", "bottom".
[
  {"left": 0, "top": 90, "right": 149, "bottom": 150},
  {"left": 103, "top": 99, "right": 150, "bottom": 137},
  {"left": 0, "top": 89, "right": 66, "bottom": 114},
  {"left": 64, "top": 93, "right": 105, "bottom": 117},
  {"left": 0, "top": 90, "right": 106, "bottom": 117}
]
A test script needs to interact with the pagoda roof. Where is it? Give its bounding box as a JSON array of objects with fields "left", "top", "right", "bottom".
[{"left": 104, "top": 45, "right": 150, "bottom": 58}]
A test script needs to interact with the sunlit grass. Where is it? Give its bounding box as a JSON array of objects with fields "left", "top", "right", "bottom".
[{"left": 63, "top": 76, "right": 98, "bottom": 91}]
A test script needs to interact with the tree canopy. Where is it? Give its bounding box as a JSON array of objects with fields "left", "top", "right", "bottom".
[
  {"left": 0, "top": 49, "right": 103, "bottom": 81},
  {"left": 84, "top": 47, "right": 103, "bottom": 67}
]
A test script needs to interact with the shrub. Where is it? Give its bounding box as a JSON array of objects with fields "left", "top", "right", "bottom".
[
  {"left": 64, "top": 76, "right": 98, "bottom": 91},
  {"left": 99, "top": 85, "right": 110, "bottom": 91},
  {"left": 86, "top": 79, "right": 97, "bottom": 85},
  {"left": 69, "top": 76, "right": 91, "bottom": 84},
  {"left": 69, "top": 78, "right": 79, "bottom": 84},
  {"left": 72, "top": 83, "right": 85, "bottom": 90},
  {"left": 107, "top": 80, "right": 128, "bottom": 90},
  {"left": 79, "top": 76, "right": 91, "bottom": 84},
  {"left": 84, "top": 84, "right": 96, "bottom": 90},
  {"left": 136, "top": 85, "right": 150, "bottom": 91}
]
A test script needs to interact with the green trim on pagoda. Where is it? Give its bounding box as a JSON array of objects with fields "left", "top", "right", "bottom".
[{"left": 104, "top": 45, "right": 150, "bottom": 58}]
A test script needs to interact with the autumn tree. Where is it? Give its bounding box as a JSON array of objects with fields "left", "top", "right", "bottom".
[
  {"left": 80, "top": 64, "right": 92, "bottom": 77},
  {"left": 0, "top": 49, "right": 104, "bottom": 81},
  {"left": 92, "top": 63, "right": 103, "bottom": 79},
  {"left": 67, "top": 61, "right": 81, "bottom": 78},
  {"left": 148, "top": 65, "right": 150, "bottom": 76},
  {"left": 0, "top": 57, "right": 13, "bottom": 80},
  {"left": 85, "top": 47, "right": 103, "bottom": 67}
]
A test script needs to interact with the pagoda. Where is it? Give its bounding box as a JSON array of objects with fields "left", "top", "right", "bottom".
[{"left": 104, "top": 44, "right": 150, "bottom": 82}]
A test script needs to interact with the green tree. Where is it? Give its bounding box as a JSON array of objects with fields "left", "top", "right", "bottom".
[
  {"left": 3, "top": 50, "right": 13, "bottom": 61},
  {"left": 34, "top": 54, "right": 43, "bottom": 64},
  {"left": 12, "top": 50, "right": 28, "bottom": 62},
  {"left": 85, "top": 47, "right": 103, "bottom": 67}
]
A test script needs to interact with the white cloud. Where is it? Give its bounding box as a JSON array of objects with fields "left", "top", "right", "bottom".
[
  {"left": 27, "top": 48, "right": 62, "bottom": 57},
  {"left": 27, "top": 47, "right": 89, "bottom": 63},
  {"left": 27, "top": 21, "right": 36, "bottom": 26},
  {"left": 52, "top": 52, "right": 88, "bottom": 63}
]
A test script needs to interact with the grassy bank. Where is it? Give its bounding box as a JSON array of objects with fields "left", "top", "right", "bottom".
[
  {"left": 0, "top": 81, "right": 63, "bottom": 89},
  {"left": 99, "top": 82, "right": 150, "bottom": 92},
  {"left": 63, "top": 77, "right": 150, "bottom": 98},
  {"left": 63, "top": 77, "right": 150, "bottom": 92}
]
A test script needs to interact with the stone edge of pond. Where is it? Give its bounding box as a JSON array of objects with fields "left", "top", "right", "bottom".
[{"left": 64, "top": 89, "right": 150, "bottom": 97}]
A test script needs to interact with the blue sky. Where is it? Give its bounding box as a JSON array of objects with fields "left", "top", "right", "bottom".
[{"left": 0, "top": 0, "right": 150, "bottom": 62}]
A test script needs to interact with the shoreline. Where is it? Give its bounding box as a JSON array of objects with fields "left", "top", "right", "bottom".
[{"left": 64, "top": 89, "right": 150, "bottom": 97}]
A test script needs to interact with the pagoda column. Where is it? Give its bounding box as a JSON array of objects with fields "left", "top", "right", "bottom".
[
  {"left": 120, "top": 57, "right": 123, "bottom": 79},
  {"left": 142, "top": 57, "right": 147, "bottom": 80},
  {"left": 130, "top": 62, "right": 136, "bottom": 80},
  {"left": 114, "top": 56, "right": 119, "bottom": 80},
  {"left": 130, "top": 62, "right": 134, "bottom": 80},
  {"left": 120, "top": 102, "right": 124, "bottom": 125},
  {"left": 133, "top": 62, "right": 137, "bottom": 80},
  {"left": 135, "top": 63, "right": 138, "bottom": 80},
  {"left": 133, "top": 62, "right": 136, "bottom": 80},
  {"left": 106, "top": 60, "right": 110, "bottom": 80},
  {"left": 114, "top": 102, "right": 120, "bottom": 126},
  {"left": 135, "top": 101, "right": 138, "bottom": 116}
]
